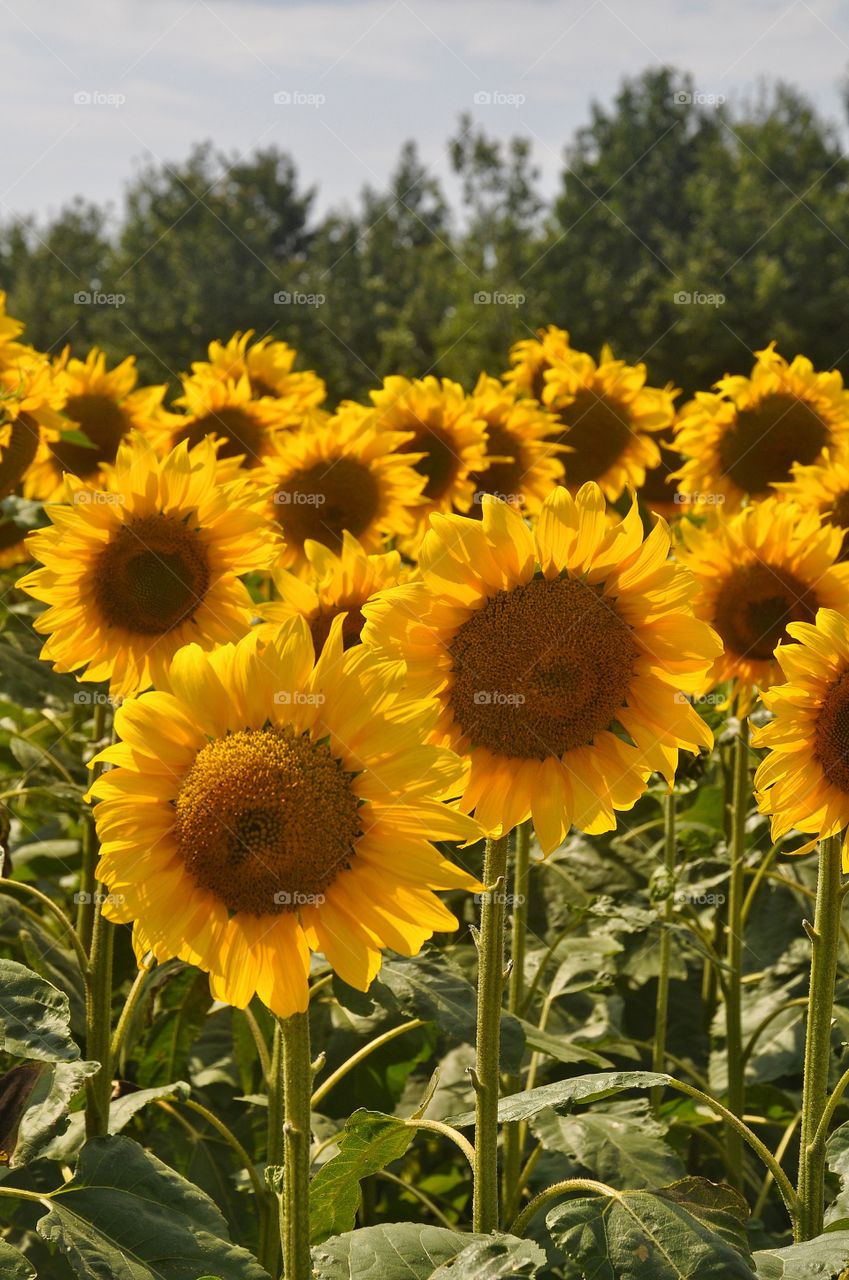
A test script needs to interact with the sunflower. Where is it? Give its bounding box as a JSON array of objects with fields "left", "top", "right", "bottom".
[
  {"left": 0, "top": 357, "right": 68, "bottom": 503},
  {"left": 678, "top": 497, "right": 849, "bottom": 697},
  {"left": 674, "top": 344, "right": 849, "bottom": 511},
  {"left": 752, "top": 609, "right": 849, "bottom": 857},
  {"left": 188, "top": 330, "right": 326, "bottom": 415},
  {"left": 86, "top": 616, "right": 482, "bottom": 1016},
  {"left": 160, "top": 374, "right": 304, "bottom": 470},
  {"left": 0, "top": 514, "right": 29, "bottom": 569},
  {"left": 0, "top": 293, "right": 26, "bottom": 360},
  {"left": 258, "top": 531, "right": 412, "bottom": 654},
  {"left": 541, "top": 344, "right": 676, "bottom": 502},
  {"left": 262, "top": 404, "right": 425, "bottom": 575},
  {"left": 18, "top": 435, "right": 279, "bottom": 698},
  {"left": 25, "top": 347, "right": 173, "bottom": 498},
  {"left": 362, "top": 485, "right": 720, "bottom": 853},
  {"left": 369, "top": 376, "right": 489, "bottom": 537},
  {"left": 464, "top": 375, "right": 564, "bottom": 517},
  {"left": 503, "top": 325, "right": 571, "bottom": 401},
  {"left": 773, "top": 452, "right": 849, "bottom": 560},
  {"left": 637, "top": 432, "right": 686, "bottom": 519}
]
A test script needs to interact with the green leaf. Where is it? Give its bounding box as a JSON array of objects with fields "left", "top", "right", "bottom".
[
  {"left": 826, "top": 1121, "right": 849, "bottom": 1227},
  {"left": 37, "top": 1134, "right": 271, "bottom": 1280},
  {"left": 448, "top": 1069, "right": 670, "bottom": 1126},
  {"left": 546, "top": 1177, "right": 755, "bottom": 1279},
  {"left": 519, "top": 1021, "right": 612, "bottom": 1068},
  {"left": 137, "top": 965, "right": 211, "bottom": 1088},
  {"left": 0, "top": 959, "right": 81, "bottom": 1061},
  {"left": 310, "top": 1109, "right": 414, "bottom": 1243},
  {"left": 13, "top": 1060, "right": 99, "bottom": 1165},
  {"left": 312, "top": 1225, "right": 538, "bottom": 1280},
  {"left": 40, "top": 1080, "right": 191, "bottom": 1164},
  {"left": 753, "top": 1231, "right": 849, "bottom": 1277},
  {"left": 377, "top": 955, "right": 525, "bottom": 1074},
  {"left": 530, "top": 1102, "right": 686, "bottom": 1189},
  {"left": 0, "top": 1241, "right": 36, "bottom": 1279}
]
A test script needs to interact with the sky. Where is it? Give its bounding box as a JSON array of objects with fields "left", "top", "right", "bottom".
[{"left": 2, "top": 0, "right": 848, "bottom": 228}]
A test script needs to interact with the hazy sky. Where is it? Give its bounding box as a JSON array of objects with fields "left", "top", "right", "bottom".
[{"left": 3, "top": 0, "right": 848, "bottom": 226}]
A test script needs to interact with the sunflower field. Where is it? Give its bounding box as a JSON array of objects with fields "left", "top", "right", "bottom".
[{"left": 3, "top": 302, "right": 849, "bottom": 1280}]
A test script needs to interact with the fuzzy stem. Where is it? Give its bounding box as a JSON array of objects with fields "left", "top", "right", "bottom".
[
  {"left": 501, "top": 820, "right": 531, "bottom": 1222},
  {"left": 724, "top": 716, "right": 749, "bottom": 1186},
  {"left": 279, "top": 1009, "right": 312, "bottom": 1280},
  {"left": 652, "top": 789, "right": 677, "bottom": 1107}
]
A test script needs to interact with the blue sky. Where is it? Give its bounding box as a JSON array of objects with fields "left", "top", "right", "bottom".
[{"left": 2, "top": 0, "right": 848, "bottom": 226}]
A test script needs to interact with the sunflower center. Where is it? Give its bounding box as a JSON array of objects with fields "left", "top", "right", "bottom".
[
  {"left": 249, "top": 375, "right": 277, "bottom": 399},
  {"left": 309, "top": 605, "right": 366, "bottom": 654},
  {"left": 712, "top": 562, "right": 817, "bottom": 662},
  {"left": 0, "top": 414, "right": 39, "bottom": 502},
  {"left": 530, "top": 361, "right": 550, "bottom": 403},
  {"left": 52, "top": 394, "right": 129, "bottom": 477},
  {"left": 467, "top": 422, "right": 523, "bottom": 516},
  {"left": 94, "top": 514, "right": 211, "bottom": 635},
  {"left": 815, "top": 672, "right": 849, "bottom": 793},
  {"left": 554, "top": 390, "right": 633, "bottom": 487},
  {"left": 718, "top": 393, "right": 829, "bottom": 496},
  {"left": 448, "top": 575, "right": 639, "bottom": 760},
  {"left": 175, "top": 407, "right": 267, "bottom": 466},
  {"left": 273, "top": 458, "right": 380, "bottom": 550},
  {"left": 397, "top": 420, "right": 459, "bottom": 500},
  {"left": 173, "top": 725, "right": 362, "bottom": 915}
]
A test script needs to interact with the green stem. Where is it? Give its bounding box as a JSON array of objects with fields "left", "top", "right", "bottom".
[
  {"left": 511, "top": 1177, "right": 615, "bottom": 1237},
  {"left": 84, "top": 895, "right": 115, "bottom": 1139},
  {"left": 180, "top": 1097, "right": 266, "bottom": 1202},
  {"left": 258, "top": 1021, "right": 285, "bottom": 1277},
  {"left": 502, "top": 819, "right": 531, "bottom": 1222},
  {"left": 406, "top": 1118, "right": 476, "bottom": 1171},
  {"left": 796, "top": 833, "right": 843, "bottom": 1241},
  {"left": 652, "top": 789, "right": 677, "bottom": 1107},
  {"left": 77, "top": 700, "right": 107, "bottom": 953},
  {"left": 311, "top": 1019, "right": 424, "bottom": 1109},
  {"left": 279, "top": 1009, "right": 312, "bottom": 1280},
  {"left": 725, "top": 715, "right": 749, "bottom": 1186},
  {"left": 110, "top": 961, "right": 154, "bottom": 1065},
  {"left": 472, "top": 833, "right": 510, "bottom": 1234}
]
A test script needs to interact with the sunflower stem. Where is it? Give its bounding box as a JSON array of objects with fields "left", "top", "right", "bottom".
[
  {"left": 277, "top": 1009, "right": 312, "bottom": 1280},
  {"left": 796, "top": 832, "right": 843, "bottom": 1242},
  {"left": 652, "top": 789, "right": 677, "bottom": 1110},
  {"left": 259, "top": 1021, "right": 285, "bottom": 1276},
  {"left": 83, "top": 892, "right": 115, "bottom": 1139},
  {"left": 501, "top": 820, "right": 531, "bottom": 1222},
  {"left": 724, "top": 715, "right": 749, "bottom": 1187},
  {"left": 472, "top": 832, "right": 510, "bottom": 1234},
  {"left": 76, "top": 699, "right": 107, "bottom": 953}
]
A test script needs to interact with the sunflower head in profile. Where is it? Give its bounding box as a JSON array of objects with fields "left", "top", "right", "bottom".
[
  {"left": 262, "top": 404, "right": 426, "bottom": 575},
  {"left": 502, "top": 324, "right": 571, "bottom": 401},
  {"left": 161, "top": 373, "right": 305, "bottom": 470},
  {"left": 187, "top": 330, "right": 327, "bottom": 417},
  {"left": 753, "top": 609, "right": 849, "bottom": 859},
  {"left": 363, "top": 485, "right": 721, "bottom": 853},
  {"left": 24, "top": 347, "right": 173, "bottom": 498},
  {"left": 18, "top": 434, "right": 279, "bottom": 698},
  {"left": 369, "top": 376, "right": 488, "bottom": 539},
  {"left": 0, "top": 356, "right": 69, "bottom": 503},
  {"left": 87, "top": 616, "right": 482, "bottom": 1016},
  {"left": 674, "top": 344, "right": 849, "bottom": 511},
  {"left": 258, "top": 531, "right": 412, "bottom": 654},
  {"left": 678, "top": 497, "right": 849, "bottom": 699},
  {"left": 463, "top": 374, "right": 564, "bottom": 517},
  {"left": 541, "top": 344, "right": 677, "bottom": 502},
  {"left": 773, "top": 451, "right": 849, "bottom": 561}
]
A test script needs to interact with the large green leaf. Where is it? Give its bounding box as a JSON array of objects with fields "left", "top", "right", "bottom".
[
  {"left": 37, "top": 1135, "right": 271, "bottom": 1280},
  {"left": 40, "top": 1080, "right": 191, "bottom": 1164},
  {"left": 310, "top": 1109, "right": 414, "bottom": 1243},
  {"left": 0, "top": 959, "right": 81, "bottom": 1061},
  {"left": 312, "top": 1226, "right": 540, "bottom": 1280},
  {"left": 530, "top": 1102, "right": 685, "bottom": 1189},
  {"left": 13, "top": 1060, "right": 99, "bottom": 1165},
  {"left": 546, "top": 1177, "right": 755, "bottom": 1279},
  {"left": 0, "top": 1241, "right": 36, "bottom": 1279},
  {"left": 377, "top": 955, "right": 525, "bottom": 1074},
  {"left": 825, "top": 1121, "right": 849, "bottom": 1228},
  {"left": 448, "top": 1070, "right": 670, "bottom": 1127},
  {"left": 753, "top": 1231, "right": 849, "bottom": 1277}
]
